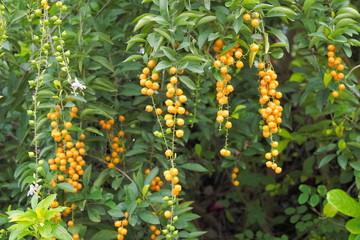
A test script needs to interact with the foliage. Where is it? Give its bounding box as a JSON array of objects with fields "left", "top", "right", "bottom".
[{"left": 0, "top": 0, "right": 359, "bottom": 239}]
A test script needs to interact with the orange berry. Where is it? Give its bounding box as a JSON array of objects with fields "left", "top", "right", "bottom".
[
  {"left": 165, "top": 149, "right": 173, "bottom": 157},
  {"left": 118, "top": 115, "right": 125, "bottom": 122},
  {"left": 108, "top": 163, "right": 115, "bottom": 168},
  {"left": 327, "top": 44, "right": 335, "bottom": 51},
  {"left": 251, "top": 19, "right": 259, "bottom": 27},
  {"left": 175, "top": 129, "right": 184, "bottom": 138},
  {"left": 145, "top": 105, "right": 153, "bottom": 112},
  {"left": 148, "top": 60, "right": 156, "bottom": 68},
  {"left": 331, "top": 91, "right": 339, "bottom": 98},
  {"left": 250, "top": 43, "right": 259, "bottom": 52},
  {"left": 64, "top": 122, "right": 72, "bottom": 128},
  {"left": 266, "top": 161, "right": 273, "bottom": 168},
  {"left": 233, "top": 167, "right": 240, "bottom": 173},
  {"left": 225, "top": 121, "right": 232, "bottom": 129},
  {"left": 271, "top": 141, "right": 279, "bottom": 148},
  {"left": 68, "top": 220, "right": 74, "bottom": 227},
  {"left": 265, "top": 152, "right": 272, "bottom": 160},
  {"left": 236, "top": 61, "right": 244, "bottom": 69},
  {"left": 233, "top": 180, "right": 240, "bottom": 186},
  {"left": 243, "top": 13, "right": 251, "bottom": 21},
  {"left": 169, "top": 67, "right": 177, "bottom": 75},
  {"left": 275, "top": 167, "right": 282, "bottom": 174},
  {"left": 214, "top": 60, "right": 221, "bottom": 68},
  {"left": 142, "top": 67, "right": 150, "bottom": 75},
  {"left": 338, "top": 84, "right": 345, "bottom": 90},
  {"left": 258, "top": 62, "right": 265, "bottom": 69},
  {"left": 164, "top": 210, "right": 172, "bottom": 218}
]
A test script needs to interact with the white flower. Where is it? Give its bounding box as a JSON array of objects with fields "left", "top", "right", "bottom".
[
  {"left": 138, "top": 47, "right": 145, "bottom": 54},
  {"left": 27, "top": 183, "right": 40, "bottom": 196},
  {"left": 71, "top": 77, "right": 86, "bottom": 92}
]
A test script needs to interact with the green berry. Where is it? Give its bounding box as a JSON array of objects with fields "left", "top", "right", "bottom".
[{"left": 28, "top": 152, "right": 35, "bottom": 157}]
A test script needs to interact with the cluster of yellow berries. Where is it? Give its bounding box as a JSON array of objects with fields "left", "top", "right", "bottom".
[
  {"left": 149, "top": 225, "right": 161, "bottom": 240},
  {"left": 243, "top": 12, "right": 260, "bottom": 28},
  {"left": 265, "top": 141, "right": 282, "bottom": 174},
  {"left": 327, "top": 44, "right": 346, "bottom": 98},
  {"left": 163, "top": 168, "right": 182, "bottom": 196},
  {"left": 99, "top": 115, "right": 126, "bottom": 168},
  {"left": 47, "top": 106, "right": 87, "bottom": 193},
  {"left": 213, "top": 39, "right": 244, "bottom": 157},
  {"left": 145, "top": 169, "right": 164, "bottom": 192},
  {"left": 257, "top": 63, "right": 283, "bottom": 173},
  {"left": 114, "top": 213, "right": 129, "bottom": 240},
  {"left": 231, "top": 167, "right": 240, "bottom": 186},
  {"left": 140, "top": 60, "right": 159, "bottom": 96}
]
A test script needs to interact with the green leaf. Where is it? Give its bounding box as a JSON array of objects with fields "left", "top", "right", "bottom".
[
  {"left": 267, "top": 26, "right": 290, "bottom": 52},
  {"left": 138, "top": 210, "right": 160, "bottom": 224},
  {"left": 346, "top": 218, "right": 360, "bottom": 234},
  {"left": 31, "top": 194, "right": 38, "bottom": 211},
  {"left": 37, "top": 194, "right": 57, "bottom": 209},
  {"left": 123, "top": 55, "right": 143, "bottom": 63},
  {"left": 178, "top": 75, "right": 196, "bottom": 90},
  {"left": 303, "top": 0, "right": 316, "bottom": 12},
  {"left": 51, "top": 224, "right": 73, "bottom": 240},
  {"left": 88, "top": 207, "right": 101, "bottom": 222},
  {"left": 299, "top": 184, "right": 311, "bottom": 193},
  {"left": 161, "top": 46, "right": 177, "bottom": 61},
  {"left": 337, "top": 155, "right": 348, "bottom": 170},
  {"left": 91, "top": 56, "right": 114, "bottom": 72},
  {"left": 80, "top": 108, "right": 113, "bottom": 119},
  {"left": 85, "top": 127, "right": 104, "bottom": 136},
  {"left": 309, "top": 194, "right": 320, "bottom": 207},
  {"left": 323, "top": 203, "right": 338, "bottom": 218},
  {"left": 57, "top": 182, "right": 75, "bottom": 192},
  {"left": 180, "top": 163, "right": 208, "bottom": 172},
  {"left": 270, "top": 48, "right": 284, "bottom": 59},
  {"left": 182, "top": 54, "right": 207, "bottom": 62},
  {"left": 323, "top": 72, "right": 332, "bottom": 87},
  {"left": 318, "top": 154, "right": 337, "bottom": 168},
  {"left": 90, "top": 230, "right": 118, "bottom": 240},
  {"left": 317, "top": 185, "right": 327, "bottom": 196},
  {"left": 298, "top": 192, "right": 309, "bottom": 204},
  {"left": 196, "top": 16, "right": 216, "bottom": 26},
  {"left": 327, "top": 189, "right": 360, "bottom": 217},
  {"left": 268, "top": 6, "right": 296, "bottom": 20},
  {"left": 153, "top": 60, "right": 172, "bottom": 72}
]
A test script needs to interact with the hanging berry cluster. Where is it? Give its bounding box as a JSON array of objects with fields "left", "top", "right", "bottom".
[
  {"left": 145, "top": 169, "right": 164, "bottom": 192},
  {"left": 114, "top": 213, "right": 129, "bottom": 240},
  {"left": 99, "top": 115, "right": 126, "bottom": 169},
  {"left": 212, "top": 39, "right": 245, "bottom": 157},
  {"left": 149, "top": 225, "right": 161, "bottom": 240},
  {"left": 258, "top": 63, "right": 283, "bottom": 174},
  {"left": 48, "top": 105, "right": 87, "bottom": 193},
  {"left": 231, "top": 167, "right": 240, "bottom": 186},
  {"left": 327, "top": 44, "right": 346, "bottom": 98},
  {"left": 138, "top": 58, "right": 189, "bottom": 239},
  {"left": 50, "top": 200, "right": 80, "bottom": 239}
]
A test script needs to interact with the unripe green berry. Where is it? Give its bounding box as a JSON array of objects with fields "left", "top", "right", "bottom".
[
  {"left": 28, "top": 152, "right": 35, "bottom": 157},
  {"left": 173, "top": 230, "right": 178, "bottom": 236},
  {"left": 162, "top": 229, "right": 169, "bottom": 234},
  {"left": 169, "top": 226, "right": 175, "bottom": 232},
  {"left": 54, "top": 19, "right": 62, "bottom": 25},
  {"left": 173, "top": 216, "right": 178, "bottom": 222},
  {"left": 35, "top": 9, "right": 42, "bottom": 17},
  {"left": 29, "top": 120, "right": 35, "bottom": 126},
  {"left": 168, "top": 200, "right": 174, "bottom": 206},
  {"left": 38, "top": 160, "right": 44, "bottom": 166},
  {"left": 166, "top": 234, "right": 171, "bottom": 239},
  {"left": 27, "top": 110, "right": 34, "bottom": 116},
  {"left": 55, "top": 1, "right": 63, "bottom": 7}
]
